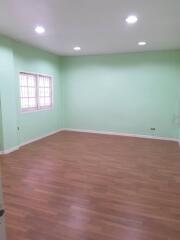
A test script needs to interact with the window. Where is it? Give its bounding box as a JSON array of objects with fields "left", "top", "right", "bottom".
[{"left": 20, "top": 72, "right": 53, "bottom": 112}]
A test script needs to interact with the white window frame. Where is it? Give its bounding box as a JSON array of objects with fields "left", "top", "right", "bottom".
[{"left": 19, "top": 72, "right": 53, "bottom": 112}]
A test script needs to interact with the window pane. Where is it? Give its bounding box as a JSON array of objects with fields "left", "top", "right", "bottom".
[
  {"left": 29, "top": 98, "right": 36, "bottom": 108},
  {"left": 20, "top": 76, "right": 27, "bottom": 86},
  {"left": 21, "top": 98, "right": 28, "bottom": 109},
  {"left": 44, "top": 97, "right": 50, "bottom": 106},
  {"left": 39, "top": 97, "right": 45, "bottom": 106},
  {"left": 44, "top": 79, "right": 50, "bottom": 87},
  {"left": 39, "top": 77, "right": 44, "bottom": 87},
  {"left": 21, "top": 87, "right": 28, "bottom": 98},
  {"left": 28, "top": 75, "right": 35, "bottom": 84},
  {"left": 44, "top": 88, "right": 50, "bottom": 97},
  {"left": 20, "top": 73, "right": 52, "bottom": 111},
  {"left": 20, "top": 73, "right": 37, "bottom": 111},
  {"left": 28, "top": 87, "right": 36, "bottom": 97},
  {"left": 38, "top": 75, "right": 52, "bottom": 108},
  {"left": 39, "top": 88, "right": 45, "bottom": 97}
]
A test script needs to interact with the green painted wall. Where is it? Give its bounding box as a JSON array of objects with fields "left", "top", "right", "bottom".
[
  {"left": 63, "top": 51, "right": 180, "bottom": 139},
  {"left": 0, "top": 36, "right": 18, "bottom": 150},
  {"left": 178, "top": 86, "right": 180, "bottom": 141},
  {"left": 0, "top": 101, "right": 3, "bottom": 151},
  {"left": 0, "top": 35, "right": 180, "bottom": 151},
  {"left": 0, "top": 35, "right": 63, "bottom": 150},
  {"left": 13, "top": 41, "right": 63, "bottom": 145}
]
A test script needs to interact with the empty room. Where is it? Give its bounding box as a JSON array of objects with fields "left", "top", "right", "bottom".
[{"left": 0, "top": 0, "right": 180, "bottom": 239}]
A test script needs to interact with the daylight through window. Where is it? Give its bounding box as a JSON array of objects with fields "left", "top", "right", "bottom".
[{"left": 20, "top": 72, "right": 52, "bottom": 112}]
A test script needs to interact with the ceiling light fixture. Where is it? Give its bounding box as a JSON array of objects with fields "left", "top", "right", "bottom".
[
  {"left": 126, "top": 15, "right": 138, "bottom": 24},
  {"left": 73, "top": 46, "right": 81, "bottom": 51},
  {"left": 138, "top": 41, "right": 147, "bottom": 46},
  {"left": 35, "top": 26, "right": 45, "bottom": 34}
]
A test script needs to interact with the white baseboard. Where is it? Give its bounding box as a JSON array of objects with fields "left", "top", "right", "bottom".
[
  {"left": 0, "top": 146, "right": 20, "bottom": 155},
  {"left": 19, "top": 129, "right": 64, "bottom": 147},
  {"left": 63, "top": 128, "right": 179, "bottom": 143},
  {"left": 0, "top": 129, "right": 64, "bottom": 155},
  {"left": 0, "top": 128, "right": 179, "bottom": 155}
]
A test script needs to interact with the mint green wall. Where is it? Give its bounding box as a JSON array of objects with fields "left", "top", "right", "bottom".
[
  {"left": 63, "top": 51, "right": 180, "bottom": 139},
  {"left": 178, "top": 86, "right": 180, "bottom": 141},
  {"left": 0, "top": 102, "right": 3, "bottom": 151},
  {"left": 0, "top": 35, "right": 180, "bottom": 152},
  {"left": 13, "top": 41, "right": 63, "bottom": 145},
  {"left": 0, "top": 36, "right": 18, "bottom": 150},
  {"left": 0, "top": 35, "right": 63, "bottom": 150}
]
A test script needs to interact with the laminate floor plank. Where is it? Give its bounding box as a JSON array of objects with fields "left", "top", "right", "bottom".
[{"left": 0, "top": 131, "right": 180, "bottom": 240}]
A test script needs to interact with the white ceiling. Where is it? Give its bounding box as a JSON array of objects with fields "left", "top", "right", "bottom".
[{"left": 0, "top": 0, "right": 180, "bottom": 56}]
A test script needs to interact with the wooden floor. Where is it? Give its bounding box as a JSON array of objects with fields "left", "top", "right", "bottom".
[{"left": 0, "top": 131, "right": 180, "bottom": 240}]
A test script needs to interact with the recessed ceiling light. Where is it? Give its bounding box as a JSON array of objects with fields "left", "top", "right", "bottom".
[
  {"left": 73, "top": 46, "right": 81, "bottom": 51},
  {"left": 35, "top": 26, "right": 45, "bottom": 34},
  {"left": 138, "top": 41, "right": 147, "bottom": 46},
  {"left": 126, "top": 15, "right": 138, "bottom": 24}
]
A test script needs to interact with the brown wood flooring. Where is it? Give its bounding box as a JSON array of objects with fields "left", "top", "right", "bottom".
[{"left": 0, "top": 131, "right": 180, "bottom": 240}]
